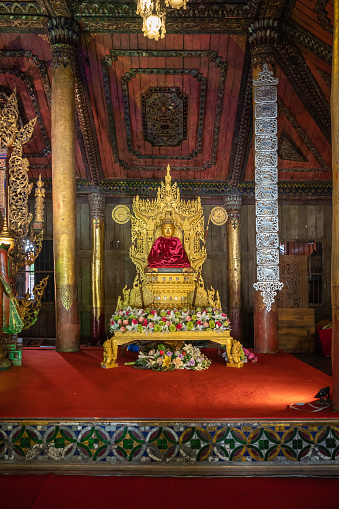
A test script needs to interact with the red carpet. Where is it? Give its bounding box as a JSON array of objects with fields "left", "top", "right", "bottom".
[
  {"left": 0, "top": 348, "right": 335, "bottom": 419},
  {"left": 2, "top": 474, "right": 339, "bottom": 509}
]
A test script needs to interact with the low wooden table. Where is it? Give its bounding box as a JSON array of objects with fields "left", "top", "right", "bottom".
[{"left": 101, "top": 330, "right": 243, "bottom": 368}]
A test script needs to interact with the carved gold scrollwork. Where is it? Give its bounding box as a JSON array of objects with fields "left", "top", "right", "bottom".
[
  {"left": 0, "top": 90, "right": 18, "bottom": 149},
  {"left": 17, "top": 276, "right": 49, "bottom": 330},
  {"left": 128, "top": 165, "right": 207, "bottom": 274},
  {"left": 8, "top": 118, "right": 37, "bottom": 238}
]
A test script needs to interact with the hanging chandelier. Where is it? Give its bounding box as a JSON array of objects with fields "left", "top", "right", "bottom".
[{"left": 136, "top": 0, "right": 188, "bottom": 41}]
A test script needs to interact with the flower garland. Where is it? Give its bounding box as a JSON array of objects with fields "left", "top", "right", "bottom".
[
  {"left": 131, "top": 343, "right": 212, "bottom": 371},
  {"left": 110, "top": 307, "right": 231, "bottom": 335}
]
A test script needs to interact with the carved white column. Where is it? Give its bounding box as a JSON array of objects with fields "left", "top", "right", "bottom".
[{"left": 252, "top": 64, "right": 283, "bottom": 311}]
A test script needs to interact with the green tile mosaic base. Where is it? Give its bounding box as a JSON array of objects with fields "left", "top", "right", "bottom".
[{"left": 1, "top": 420, "right": 339, "bottom": 467}]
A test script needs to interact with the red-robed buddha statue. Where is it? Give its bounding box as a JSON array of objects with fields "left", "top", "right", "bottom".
[{"left": 147, "top": 219, "right": 191, "bottom": 268}]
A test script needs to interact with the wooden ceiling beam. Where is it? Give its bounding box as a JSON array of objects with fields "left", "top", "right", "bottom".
[
  {"left": 227, "top": 48, "right": 253, "bottom": 186},
  {"left": 276, "top": 38, "right": 331, "bottom": 144},
  {"left": 278, "top": 97, "right": 331, "bottom": 171},
  {"left": 74, "top": 47, "right": 104, "bottom": 184},
  {"left": 281, "top": 20, "right": 332, "bottom": 66}
]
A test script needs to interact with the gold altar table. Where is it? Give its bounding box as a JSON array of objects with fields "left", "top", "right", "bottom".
[{"left": 101, "top": 330, "right": 242, "bottom": 369}]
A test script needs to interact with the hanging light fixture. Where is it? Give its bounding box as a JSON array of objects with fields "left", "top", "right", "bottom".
[{"left": 136, "top": 0, "right": 188, "bottom": 40}]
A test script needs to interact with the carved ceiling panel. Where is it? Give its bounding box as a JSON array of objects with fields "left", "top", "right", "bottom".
[
  {"left": 141, "top": 87, "right": 187, "bottom": 147},
  {"left": 96, "top": 37, "right": 241, "bottom": 180}
]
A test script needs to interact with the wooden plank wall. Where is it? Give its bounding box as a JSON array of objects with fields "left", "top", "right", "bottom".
[
  {"left": 241, "top": 202, "right": 332, "bottom": 343},
  {"left": 23, "top": 198, "right": 332, "bottom": 343}
]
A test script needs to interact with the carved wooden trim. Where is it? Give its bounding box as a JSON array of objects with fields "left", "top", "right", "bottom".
[
  {"left": 277, "top": 97, "right": 331, "bottom": 171},
  {"left": 0, "top": 0, "right": 260, "bottom": 33},
  {"left": 315, "top": 0, "right": 332, "bottom": 33},
  {"left": 227, "top": 48, "right": 253, "bottom": 186},
  {"left": 258, "top": 0, "right": 289, "bottom": 21},
  {"left": 36, "top": 0, "right": 71, "bottom": 17},
  {"left": 316, "top": 67, "right": 331, "bottom": 89},
  {"left": 75, "top": 47, "right": 104, "bottom": 184},
  {"left": 281, "top": 21, "right": 332, "bottom": 67},
  {"left": 278, "top": 131, "right": 308, "bottom": 162},
  {"left": 276, "top": 38, "right": 331, "bottom": 144}
]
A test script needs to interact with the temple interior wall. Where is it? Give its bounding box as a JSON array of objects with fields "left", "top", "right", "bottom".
[{"left": 21, "top": 197, "right": 333, "bottom": 344}]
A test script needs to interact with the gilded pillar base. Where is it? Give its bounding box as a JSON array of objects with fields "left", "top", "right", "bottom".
[
  {"left": 254, "top": 291, "right": 279, "bottom": 353},
  {"left": 226, "top": 362, "right": 244, "bottom": 368}
]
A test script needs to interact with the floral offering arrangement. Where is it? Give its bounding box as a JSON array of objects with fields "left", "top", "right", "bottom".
[
  {"left": 242, "top": 348, "right": 258, "bottom": 364},
  {"left": 130, "top": 343, "right": 212, "bottom": 371},
  {"left": 110, "top": 307, "right": 231, "bottom": 335}
]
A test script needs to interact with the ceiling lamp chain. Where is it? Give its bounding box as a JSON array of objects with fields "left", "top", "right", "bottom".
[{"left": 136, "top": 0, "right": 188, "bottom": 41}]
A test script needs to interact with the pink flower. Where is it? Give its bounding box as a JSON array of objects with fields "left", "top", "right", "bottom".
[
  {"left": 167, "top": 310, "right": 171, "bottom": 315},
  {"left": 148, "top": 322, "right": 154, "bottom": 328},
  {"left": 186, "top": 316, "right": 191, "bottom": 321},
  {"left": 176, "top": 323, "right": 183, "bottom": 330},
  {"left": 162, "top": 317, "right": 167, "bottom": 322},
  {"left": 197, "top": 320, "right": 202, "bottom": 326},
  {"left": 216, "top": 321, "right": 221, "bottom": 328},
  {"left": 110, "top": 319, "right": 114, "bottom": 325},
  {"left": 138, "top": 317, "right": 144, "bottom": 323},
  {"left": 126, "top": 311, "right": 129, "bottom": 315},
  {"left": 120, "top": 326, "right": 126, "bottom": 332},
  {"left": 123, "top": 319, "right": 129, "bottom": 326},
  {"left": 132, "top": 319, "right": 138, "bottom": 325},
  {"left": 118, "top": 310, "right": 124, "bottom": 316},
  {"left": 222, "top": 313, "right": 226, "bottom": 317},
  {"left": 203, "top": 322, "right": 209, "bottom": 328},
  {"left": 143, "top": 319, "right": 148, "bottom": 326},
  {"left": 151, "top": 310, "right": 156, "bottom": 315},
  {"left": 166, "top": 320, "right": 171, "bottom": 326},
  {"left": 117, "top": 319, "right": 122, "bottom": 325}
]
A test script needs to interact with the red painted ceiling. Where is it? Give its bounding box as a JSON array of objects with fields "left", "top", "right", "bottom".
[{"left": 0, "top": 0, "right": 334, "bottom": 185}]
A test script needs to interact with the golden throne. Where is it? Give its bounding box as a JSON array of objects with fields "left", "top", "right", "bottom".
[
  {"left": 117, "top": 165, "right": 220, "bottom": 310},
  {"left": 102, "top": 166, "right": 242, "bottom": 370}
]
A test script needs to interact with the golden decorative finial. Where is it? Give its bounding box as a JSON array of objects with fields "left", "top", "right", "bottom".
[
  {"left": 33, "top": 174, "right": 45, "bottom": 229},
  {"left": 165, "top": 164, "right": 172, "bottom": 196},
  {"left": 0, "top": 215, "right": 14, "bottom": 250}
]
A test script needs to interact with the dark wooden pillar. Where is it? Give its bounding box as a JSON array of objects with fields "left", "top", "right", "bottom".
[{"left": 49, "top": 18, "right": 80, "bottom": 352}]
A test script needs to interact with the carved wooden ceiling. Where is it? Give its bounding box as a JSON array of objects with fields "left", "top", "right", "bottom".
[{"left": 0, "top": 0, "right": 334, "bottom": 193}]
